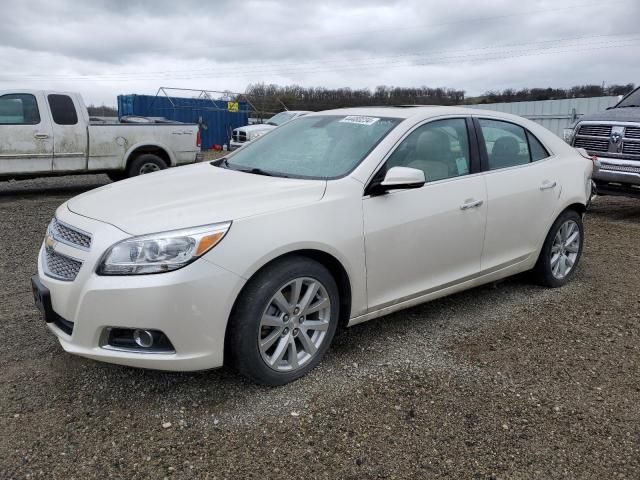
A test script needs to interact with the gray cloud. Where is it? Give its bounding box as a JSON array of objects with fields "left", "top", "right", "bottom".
[{"left": 0, "top": 0, "right": 638, "bottom": 105}]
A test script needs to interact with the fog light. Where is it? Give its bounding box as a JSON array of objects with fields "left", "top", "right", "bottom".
[
  {"left": 133, "top": 329, "right": 154, "bottom": 348},
  {"left": 102, "top": 327, "right": 175, "bottom": 353}
]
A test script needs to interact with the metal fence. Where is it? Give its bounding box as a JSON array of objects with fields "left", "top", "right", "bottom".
[{"left": 466, "top": 96, "right": 620, "bottom": 137}]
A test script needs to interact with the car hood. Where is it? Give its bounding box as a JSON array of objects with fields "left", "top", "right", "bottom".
[
  {"left": 578, "top": 107, "right": 640, "bottom": 123},
  {"left": 234, "top": 124, "right": 276, "bottom": 134},
  {"left": 67, "top": 163, "right": 326, "bottom": 235}
]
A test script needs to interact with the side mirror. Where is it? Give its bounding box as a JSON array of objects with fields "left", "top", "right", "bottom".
[{"left": 369, "top": 166, "right": 425, "bottom": 195}]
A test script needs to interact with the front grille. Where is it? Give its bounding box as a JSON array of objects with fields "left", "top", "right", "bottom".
[
  {"left": 574, "top": 137, "right": 609, "bottom": 152},
  {"left": 44, "top": 250, "right": 82, "bottom": 281},
  {"left": 578, "top": 124, "right": 612, "bottom": 137},
  {"left": 232, "top": 131, "right": 247, "bottom": 143},
  {"left": 50, "top": 218, "right": 91, "bottom": 250},
  {"left": 622, "top": 142, "right": 640, "bottom": 155},
  {"left": 625, "top": 127, "right": 640, "bottom": 139}
]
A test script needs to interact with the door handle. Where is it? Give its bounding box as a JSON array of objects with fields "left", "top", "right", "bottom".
[
  {"left": 34, "top": 133, "right": 50, "bottom": 139},
  {"left": 460, "top": 199, "right": 484, "bottom": 210},
  {"left": 540, "top": 180, "right": 557, "bottom": 191}
]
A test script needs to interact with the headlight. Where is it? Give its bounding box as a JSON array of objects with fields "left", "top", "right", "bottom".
[
  {"left": 563, "top": 127, "right": 575, "bottom": 144},
  {"left": 97, "top": 222, "right": 231, "bottom": 275}
]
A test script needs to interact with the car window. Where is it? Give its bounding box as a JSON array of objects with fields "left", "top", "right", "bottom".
[
  {"left": 527, "top": 131, "right": 550, "bottom": 161},
  {"left": 385, "top": 118, "right": 471, "bottom": 182},
  {"left": 47, "top": 94, "right": 78, "bottom": 125},
  {"left": 0, "top": 94, "right": 41, "bottom": 125},
  {"left": 478, "top": 119, "right": 530, "bottom": 170}
]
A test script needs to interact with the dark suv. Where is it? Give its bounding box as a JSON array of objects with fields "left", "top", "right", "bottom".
[{"left": 567, "top": 87, "right": 640, "bottom": 198}]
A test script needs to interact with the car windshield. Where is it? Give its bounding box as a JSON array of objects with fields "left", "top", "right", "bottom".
[
  {"left": 265, "top": 111, "right": 297, "bottom": 126},
  {"left": 616, "top": 88, "right": 640, "bottom": 108},
  {"left": 223, "top": 115, "right": 402, "bottom": 179}
]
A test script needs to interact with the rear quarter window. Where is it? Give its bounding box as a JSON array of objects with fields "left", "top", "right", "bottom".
[{"left": 48, "top": 94, "right": 78, "bottom": 125}]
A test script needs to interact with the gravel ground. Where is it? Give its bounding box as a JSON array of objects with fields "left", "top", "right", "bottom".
[{"left": 1, "top": 175, "right": 639, "bottom": 479}]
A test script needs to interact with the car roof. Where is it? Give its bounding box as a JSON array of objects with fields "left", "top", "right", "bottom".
[{"left": 309, "top": 105, "right": 522, "bottom": 121}]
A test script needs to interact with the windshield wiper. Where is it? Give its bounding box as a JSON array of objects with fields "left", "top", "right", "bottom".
[
  {"left": 212, "top": 157, "right": 230, "bottom": 168},
  {"left": 214, "top": 158, "right": 287, "bottom": 177},
  {"left": 618, "top": 105, "right": 640, "bottom": 108},
  {"left": 235, "top": 167, "right": 287, "bottom": 177}
]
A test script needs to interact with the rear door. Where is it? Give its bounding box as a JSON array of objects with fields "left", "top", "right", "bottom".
[
  {"left": 48, "top": 94, "right": 87, "bottom": 172},
  {"left": 0, "top": 92, "right": 53, "bottom": 175},
  {"left": 475, "top": 117, "right": 559, "bottom": 271}
]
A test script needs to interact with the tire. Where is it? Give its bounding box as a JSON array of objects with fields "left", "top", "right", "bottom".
[
  {"left": 127, "top": 153, "right": 167, "bottom": 177},
  {"left": 533, "top": 209, "right": 584, "bottom": 288},
  {"left": 228, "top": 256, "right": 340, "bottom": 386}
]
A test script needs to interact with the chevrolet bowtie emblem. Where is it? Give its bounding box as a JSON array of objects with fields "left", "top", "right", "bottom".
[{"left": 45, "top": 235, "right": 56, "bottom": 251}]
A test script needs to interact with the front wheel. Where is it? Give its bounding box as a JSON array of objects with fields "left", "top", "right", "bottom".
[
  {"left": 228, "top": 256, "right": 340, "bottom": 385},
  {"left": 533, "top": 209, "right": 584, "bottom": 288}
]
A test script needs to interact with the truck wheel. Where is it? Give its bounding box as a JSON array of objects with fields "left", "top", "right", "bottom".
[
  {"left": 127, "top": 154, "right": 167, "bottom": 177},
  {"left": 228, "top": 256, "right": 340, "bottom": 386}
]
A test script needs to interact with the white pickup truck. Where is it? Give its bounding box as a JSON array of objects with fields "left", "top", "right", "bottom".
[{"left": 0, "top": 90, "right": 202, "bottom": 181}]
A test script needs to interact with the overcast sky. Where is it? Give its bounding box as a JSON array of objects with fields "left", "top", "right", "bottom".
[{"left": 0, "top": 0, "right": 638, "bottom": 106}]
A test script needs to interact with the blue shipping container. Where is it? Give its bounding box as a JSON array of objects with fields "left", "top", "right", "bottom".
[{"left": 117, "top": 94, "right": 249, "bottom": 150}]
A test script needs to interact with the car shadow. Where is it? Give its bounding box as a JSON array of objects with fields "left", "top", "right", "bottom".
[{"left": 0, "top": 176, "right": 110, "bottom": 199}]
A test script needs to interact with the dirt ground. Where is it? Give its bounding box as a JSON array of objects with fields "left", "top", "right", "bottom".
[{"left": 0, "top": 174, "right": 638, "bottom": 479}]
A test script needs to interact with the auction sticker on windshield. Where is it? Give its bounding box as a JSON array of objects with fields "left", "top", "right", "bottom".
[{"left": 339, "top": 116, "right": 380, "bottom": 126}]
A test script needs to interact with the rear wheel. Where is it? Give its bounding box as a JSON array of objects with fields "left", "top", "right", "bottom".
[
  {"left": 228, "top": 256, "right": 340, "bottom": 385},
  {"left": 127, "top": 153, "right": 167, "bottom": 177},
  {"left": 533, "top": 209, "right": 584, "bottom": 288}
]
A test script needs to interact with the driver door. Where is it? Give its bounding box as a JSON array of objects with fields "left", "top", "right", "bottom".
[
  {"left": 362, "top": 118, "right": 487, "bottom": 311},
  {"left": 0, "top": 92, "right": 53, "bottom": 175}
]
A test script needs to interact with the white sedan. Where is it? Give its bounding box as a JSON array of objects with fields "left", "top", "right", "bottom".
[{"left": 32, "top": 107, "right": 593, "bottom": 385}]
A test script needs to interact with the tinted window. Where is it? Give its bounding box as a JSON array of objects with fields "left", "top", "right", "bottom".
[
  {"left": 227, "top": 115, "right": 401, "bottom": 179},
  {"left": 527, "top": 131, "right": 550, "bottom": 161},
  {"left": 385, "top": 118, "right": 471, "bottom": 182},
  {"left": 48, "top": 94, "right": 78, "bottom": 125},
  {"left": 0, "top": 94, "right": 40, "bottom": 125},
  {"left": 478, "top": 119, "right": 530, "bottom": 170}
]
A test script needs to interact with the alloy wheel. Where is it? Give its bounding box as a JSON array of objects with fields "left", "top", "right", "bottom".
[
  {"left": 550, "top": 219, "right": 580, "bottom": 279},
  {"left": 139, "top": 162, "right": 161, "bottom": 174},
  {"left": 258, "top": 277, "right": 331, "bottom": 372}
]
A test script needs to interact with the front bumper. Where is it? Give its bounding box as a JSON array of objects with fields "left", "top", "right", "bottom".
[
  {"left": 593, "top": 156, "right": 640, "bottom": 185},
  {"left": 35, "top": 206, "right": 245, "bottom": 371},
  {"left": 229, "top": 140, "right": 249, "bottom": 151}
]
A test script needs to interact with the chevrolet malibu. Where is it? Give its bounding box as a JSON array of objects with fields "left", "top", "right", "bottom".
[{"left": 32, "top": 107, "right": 593, "bottom": 385}]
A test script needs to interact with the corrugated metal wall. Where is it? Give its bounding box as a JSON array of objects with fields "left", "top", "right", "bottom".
[
  {"left": 467, "top": 96, "right": 619, "bottom": 136},
  {"left": 117, "top": 94, "right": 249, "bottom": 150}
]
